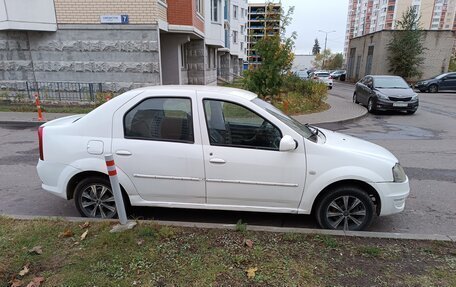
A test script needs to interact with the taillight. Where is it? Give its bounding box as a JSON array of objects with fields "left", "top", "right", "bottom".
[
  {"left": 329, "top": 76, "right": 333, "bottom": 79},
  {"left": 313, "top": 76, "right": 318, "bottom": 80},
  {"left": 38, "top": 126, "right": 44, "bottom": 160}
]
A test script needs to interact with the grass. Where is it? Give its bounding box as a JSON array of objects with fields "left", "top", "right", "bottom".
[{"left": 0, "top": 217, "right": 455, "bottom": 286}]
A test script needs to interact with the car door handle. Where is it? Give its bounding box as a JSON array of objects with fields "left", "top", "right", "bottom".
[
  {"left": 115, "top": 150, "right": 132, "bottom": 156},
  {"left": 209, "top": 158, "right": 226, "bottom": 164}
]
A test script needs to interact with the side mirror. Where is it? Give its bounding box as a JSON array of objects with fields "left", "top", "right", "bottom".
[
  {"left": 279, "top": 135, "right": 297, "bottom": 152},
  {"left": 367, "top": 84, "right": 373, "bottom": 89}
]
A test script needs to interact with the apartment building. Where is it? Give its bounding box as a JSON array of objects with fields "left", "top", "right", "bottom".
[
  {"left": 0, "top": 0, "right": 247, "bottom": 91},
  {"left": 344, "top": 0, "right": 456, "bottom": 59},
  {"left": 247, "top": 2, "right": 281, "bottom": 67}
]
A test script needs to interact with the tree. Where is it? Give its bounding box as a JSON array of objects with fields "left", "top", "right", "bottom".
[
  {"left": 312, "top": 49, "right": 331, "bottom": 69},
  {"left": 449, "top": 53, "right": 456, "bottom": 72},
  {"left": 326, "top": 53, "right": 344, "bottom": 70},
  {"left": 312, "top": 38, "right": 321, "bottom": 55},
  {"left": 243, "top": 3, "right": 296, "bottom": 98},
  {"left": 387, "top": 6, "right": 425, "bottom": 80}
]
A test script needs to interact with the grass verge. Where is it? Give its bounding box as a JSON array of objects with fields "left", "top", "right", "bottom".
[{"left": 0, "top": 217, "right": 455, "bottom": 286}]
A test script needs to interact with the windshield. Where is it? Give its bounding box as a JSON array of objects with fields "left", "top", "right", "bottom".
[
  {"left": 252, "top": 98, "right": 314, "bottom": 139},
  {"left": 374, "top": 77, "right": 409, "bottom": 89}
]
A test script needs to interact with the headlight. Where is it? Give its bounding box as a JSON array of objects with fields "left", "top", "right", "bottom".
[
  {"left": 392, "top": 163, "right": 407, "bottom": 182},
  {"left": 376, "top": 92, "right": 388, "bottom": 99},
  {"left": 411, "top": 93, "right": 418, "bottom": 100},
  {"left": 421, "top": 81, "right": 428, "bottom": 85}
]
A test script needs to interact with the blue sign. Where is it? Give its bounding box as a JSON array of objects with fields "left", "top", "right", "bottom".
[{"left": 121, "top": 15, "right": 129, "bottom": 24}]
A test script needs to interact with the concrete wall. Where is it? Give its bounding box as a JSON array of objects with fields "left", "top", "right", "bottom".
[
  {"left": 187, "top": 39, "right": 206, "bottom": 85},
  {"left": 347, "top": 30, "right": 455, "bottom": 81},
  {"left": 0, "top": 0, "right": 57, "bottom": 31},
  {"left": 160, "top": 33, "right": 190, "bottom": 85},
  {"left": 292, "top": 55, "right": 316, "bottom": 71},
  {"left": 0, "top": 26, "right": 161, "bottom": 91}
]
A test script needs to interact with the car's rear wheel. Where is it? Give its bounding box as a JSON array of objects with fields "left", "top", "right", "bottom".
[
  {"left": 316, "top": 186, "right": 374, "bottom": 231},
  {"left": 353, "top": 93, "right": 359, "bottom": 104},
  {"left": 74, "top": 177, "right": 117, "bottom": 219},
  {"left": 428, "top": 84, "right": 438, "bottom": 93},
  {"left": 367, "top": 98, "right": 375, "bottom": 113}
]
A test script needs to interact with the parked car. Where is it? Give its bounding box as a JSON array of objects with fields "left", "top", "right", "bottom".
[
  {"left": 415, "top": 72, "right": 456, "bottom": 93},
  {"left": 37, "top": 86, "right": 409, "bottom": 231},
  {"left": 353, "top": 75, "right": 419, "bottom": 114},
  {"left": 296, "top": 70, "right": 309, "bottom": 80},
  {"left": 309, "top": 71, "right": 333, "bottom": 89},
  {"left": 330, "top": 70, "right": 347, "bottom": 81}
]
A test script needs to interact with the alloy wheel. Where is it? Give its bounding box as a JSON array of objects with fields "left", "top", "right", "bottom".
[
  {"left": 80, "top": 184, "right": 116, "bottom": 218},
  {"left": 325, "top": 195, "right": 367, "bottom": 230}
]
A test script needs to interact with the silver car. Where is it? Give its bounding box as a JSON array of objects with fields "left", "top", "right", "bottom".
[{"left": 309, "top": 71, "right": 333, "bottom": 89}]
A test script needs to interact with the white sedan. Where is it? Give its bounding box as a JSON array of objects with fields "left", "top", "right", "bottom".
[
  {"left": 310, "top": 71, "right": 334, "bottom": 89},
  {"left": 37, "top": 86, "right": 409, "bottom": 231}
]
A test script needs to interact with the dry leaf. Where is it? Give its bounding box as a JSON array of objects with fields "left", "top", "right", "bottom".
[
  {"left": 10, "top": 279, "right": 22, "bottom": 287},
  {"left": 28, "top": 246, "right": 43, "bottom": 255},
  {"left": 245, "top": 267, "right": 258, "bottom": 279},
  {"left": 19, "top": 265, "right": 29, "bottom": 277},
  {"left": 80, "top": 229, "right": 88, "bottom": 241},
  {"left": 26, "top": 277, "right": 45, "bottom": 287},
  {"left": 137, "top": 239, "right": 145, "bottom": 246},
  {"left": 245, "top": 239, "right": 253, "bottom": 248},
  {"left": 79, "top": 222, "right": 90, "bottom": 229},
  {"left": 60, "top": 229, "right": 73, "bottom": 238}
]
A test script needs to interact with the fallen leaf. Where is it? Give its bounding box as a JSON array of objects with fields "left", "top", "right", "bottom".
[
  {"left": 245, "top": 239, "right": 253, "bottom": 248},
  {"left": 79, "top": 222, "right": 90, "bottom": 229},
  {"left": 18, "top": 265, "right": 29, "bottom": 277},
  {"left": 26, "top": 277, "right": 45, "bottom": 287},
  {"left": 245, "top": 267, "right": 258, "bottom": 279},
  {"left": 10, "top": 279, "right": 22, "bottom": 287},
  {"left": 80, "top": 229, "right": 89, "bottom": 241},
  {"left": 137, "top": 239, "right": 145, "bottom": 246},
  {"left": 28, "top": 246, "right": 43, "bottom": 255},
  {"left": 59, "top": 229, "right": 73, "bottom": 238}
]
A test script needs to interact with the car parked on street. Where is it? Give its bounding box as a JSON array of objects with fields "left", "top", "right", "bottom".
[
  {"left": 330, "top": 70, "right": 346, "bottom": 81},
  {"left": 415, "top": 72, "right": 456, "bottom": 93},
  {"left": 296, "top": 70, "right": 309, "bottom": 80},
  {"left": 37, "top": 86, "right": 409, "bottom": 231},
  {"left": 353, "top": 75, "right": 419, "bottom": 114},
  {"left": 309, "top": 71, "right": 333, "bottom": 89}
]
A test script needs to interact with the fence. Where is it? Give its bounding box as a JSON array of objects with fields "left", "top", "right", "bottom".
[{"left": 0, "top": 81, "right": 106, "bottom": 103}]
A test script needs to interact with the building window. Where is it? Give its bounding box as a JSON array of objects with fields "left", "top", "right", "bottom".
[
  {"left": 196, "top": 0, "right": 204, "bottom": 15},
  {"left": 240, "top": 25, "right": 244, "bottom": 35},
  {"left": 233, "top": 5, "right": 238, "bottom": 19},
  {"left": 241, "top": 8, "right": 245, "bottom": 18},
  {"left": 233, "top": 30, "right": 238, "bottom": 43},
  {"left": 211, "top": 0, "right": 220, "bottom": 22}
]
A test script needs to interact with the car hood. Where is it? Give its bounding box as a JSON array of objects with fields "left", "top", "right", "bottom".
[
  {"left": 374, "top": 88, "right": 415, "bottom": 97},
  {"left": 319, "top": 128, "right": 398, "bottom": 163}
]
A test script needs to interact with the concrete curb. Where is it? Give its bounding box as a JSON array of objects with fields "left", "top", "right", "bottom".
[
  {"left": 313, "top": 107, "right": 369, "bottom": 126},
  {"left": 0, "top": 120, "right": 44, "bottom": 127},
  {"left": 5, "top": 214, "right": 455, "bottom": 242}
]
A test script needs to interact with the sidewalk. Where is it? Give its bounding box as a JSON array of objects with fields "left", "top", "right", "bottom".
[{"left": 0, "top": 83, "right": 367, "bottom": 126}]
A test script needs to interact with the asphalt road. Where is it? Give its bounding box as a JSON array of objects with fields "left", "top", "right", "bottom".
[{"left": 0, "top": 82, "right": 455, "bottom": 235}]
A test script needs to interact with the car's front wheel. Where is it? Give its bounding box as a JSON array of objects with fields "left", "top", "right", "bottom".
[
  {"left": 353, "top": 93, "right": 359, "bottom": 104},
  {"left": 428, "top": 84, "right": 438, "bottom": 93},
  {"left": 74, "top": 177, "right": 117, "bottom": 218},
  {"left": 367, "top": 98, "right": 375, "bottom": 113},
  {"left": 315, "top": 186, "right": 375, "bottom": 231}
]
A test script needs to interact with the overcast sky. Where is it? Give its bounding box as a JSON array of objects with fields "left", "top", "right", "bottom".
[{"left": 249, "top": 0, "right": 349, "bottom": 55}]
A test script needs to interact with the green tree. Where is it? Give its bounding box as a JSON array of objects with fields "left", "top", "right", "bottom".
[
  {"left": 326, "top": 53, "right": 344, "bottom": 70},
  {"left": 243, "top": 3, "right": 296, "bottom": 98},
  {"left": 449, "top": 53, "right": 456, "bottom": 72},
  {"left": 312, "top": 38, "right": 321, "bottom": 55},
  {"left": 312, "top": 49, "right": 331, "bottom": 69},
  {"left": 387, "top": 6, "right": 425, "bottom": 79}
]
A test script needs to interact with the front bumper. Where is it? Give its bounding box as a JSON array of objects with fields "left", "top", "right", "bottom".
[
  {"left": 374, "top": 177, "right": 410, "bottom": 216},
  {"left": 375, "top": 98, "right": 419, "bottom": 111},
  {"left": 415, "top": 83, "right": 429, "bottom": 91}
]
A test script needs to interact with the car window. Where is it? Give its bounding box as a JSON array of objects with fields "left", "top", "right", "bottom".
[
  {"left": 316, "top": 73, "right": 330, "bottom": 77},
  {"left": 124, "top": 97, "right": 193, "bottom": 143},
  {"left": 203, "top": 99, "right": 282, "bottom": 150}
]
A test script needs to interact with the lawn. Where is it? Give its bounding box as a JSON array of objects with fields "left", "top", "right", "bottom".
[{"left": 0, "top": 217, "right": 455, "bottom": 286}]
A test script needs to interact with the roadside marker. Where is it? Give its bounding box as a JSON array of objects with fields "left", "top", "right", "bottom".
[
  {"left": 104, "top": 154, "right": 136, "bottom": 232},
  {"left": 34, "top": 94, "right": 44, "bottom": 121}
]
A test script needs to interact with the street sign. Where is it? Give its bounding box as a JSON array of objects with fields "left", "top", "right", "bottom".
[{"left": 100, "top": 15, "right": 129, "bottom": 24}]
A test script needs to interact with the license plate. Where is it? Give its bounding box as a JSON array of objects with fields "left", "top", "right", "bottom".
[{"left": 393, "top": 102, "right": 408, "bottom": 107}]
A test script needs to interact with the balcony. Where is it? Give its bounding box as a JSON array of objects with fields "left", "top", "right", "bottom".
[{"left": 0, "top": 0, "right": 57, "bottom": 31}]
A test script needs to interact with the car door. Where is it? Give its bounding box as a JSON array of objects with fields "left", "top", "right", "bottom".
[
  {"left": 111, "top": 90, "right": 206, "bottom": 204},
  {"left": 197, "top": 91, "right": 306, "bottom": 211},
  {"left": 357, "top": 77, "right": 368, "bottom": 104},
  {"left": 441, "top": 74, "right": 456, "bottom": 90}
]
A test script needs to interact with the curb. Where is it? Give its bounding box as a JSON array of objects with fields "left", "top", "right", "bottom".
[
  {"left": 0, "top": 120, "right": 44, "bottom": 127},
  {"left": 5, "top": 214, "right": 455, "bottom": 242},
  {"left": 313, "top": 107, "right": 369, "bottom": 126}
]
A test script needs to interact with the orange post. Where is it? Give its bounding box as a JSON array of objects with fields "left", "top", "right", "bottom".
[{"left": 34, "top": 94, "right": 44, "bottom": 121}]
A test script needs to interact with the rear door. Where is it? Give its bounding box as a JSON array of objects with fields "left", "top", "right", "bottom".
[
  {"left": 197, "top": 92, "right": 306, "bottom": 211},
  {"left": 111, "top": 90, "right": 205, "bottom": 204},
  {"left": 441, "top": 74, "right": 456, "bottom": 90}
]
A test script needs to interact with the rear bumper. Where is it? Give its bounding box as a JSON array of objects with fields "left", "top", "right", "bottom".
[
  {"left": 374, "top": 178, "right": 410, "bottom": 216},
  {"left": 375, "top": 98, "right": 419, "bottom": 111},
  {"left": 37, "top": 160, "right": 80, "bottom": 200}
]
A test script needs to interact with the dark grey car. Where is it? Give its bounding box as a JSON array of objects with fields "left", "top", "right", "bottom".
[
  {"left": 415, "top": 72, "right": 456, "bottom": 93},
  {"left": 353, "top": 75, "right": 419, "bottom": 114}
]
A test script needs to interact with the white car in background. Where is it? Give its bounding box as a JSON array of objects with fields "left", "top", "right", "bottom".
[
  {"left": 36, "top": 86, "right": 409, "bottom": 231},
  {"left": 310, "top": 71, "right": 334, "bottom": 89}
]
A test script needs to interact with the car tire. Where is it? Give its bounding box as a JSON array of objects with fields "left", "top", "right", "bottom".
[
  {"left": 367, "top": 98, "right": 375, "bottom": 113},
  {"left": 419, "top": 89, "right": 426, "bottom": 93},
  {"left": 428, "top": 84, "right": 438, "bottom": 93},
  {"left": 353, "top": 93, "right": 359, "bottom": 104},
  {"left": 315, "top": 186, "right": 375, "bottom": 231},
  {"left": 74, "top": 177, "right": 118, "bottom": 219},
  {"left": 329, "top": 86, "right": 333, "bottom": 90}
]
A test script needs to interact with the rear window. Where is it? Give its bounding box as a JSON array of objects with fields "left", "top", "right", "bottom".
[{"left": 316, "top": 73, "right": 330, "bottom": 77}]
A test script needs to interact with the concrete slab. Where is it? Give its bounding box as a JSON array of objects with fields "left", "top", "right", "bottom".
[{"left": 110, "top": 221, "right": 137, "bottom": 233}]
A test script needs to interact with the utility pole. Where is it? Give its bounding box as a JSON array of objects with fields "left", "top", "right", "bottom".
[{"left": 318, "top": 30, "right": 336, "bottom": 69}]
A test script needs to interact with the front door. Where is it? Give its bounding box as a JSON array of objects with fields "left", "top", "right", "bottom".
[
  {"left": 112, "top": 92, "right": 205, "bottom": 204},
  {"left": 198, "top": 96, "right": 306, "bottom": 211},
  {"left": 440, "top": 74, "right": 456, "bottom": 90}
]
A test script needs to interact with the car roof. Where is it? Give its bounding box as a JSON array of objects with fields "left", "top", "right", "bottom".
[{"left": 129, "top": 85, "right": 258, "bottom": 101}]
